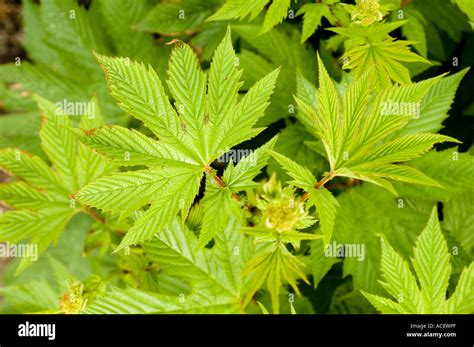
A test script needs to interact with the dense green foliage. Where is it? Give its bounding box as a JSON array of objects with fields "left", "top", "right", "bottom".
[{"left": 0, "top": 0, "right": 473, "bottom": 314}]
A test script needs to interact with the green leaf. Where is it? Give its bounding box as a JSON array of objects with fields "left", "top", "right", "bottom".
[
  {"left": 243, "top": 242, "right": 309, "bottom": 313},
  {"left": 447, "top": 263, "right": 474, "bottom": 314},
  {"left": 360, "top": 291, "right": 404, "bottom": 314},
  {"left": 333, "top": 183, "right": 434, "bottom": 294},
  {"left": 167, "top": 43, "right": 207, "bottom": 138},
  {"left": 0, "top": 149, "right": 60, "bottom": 191},
  {"left": 118, "top": 169, "right": 202, "bottom": 248},
  {"left": 94, "top": 53, "right": 181, "bottom": 143},
  {"left": 143, "top": 219, "right": 231, "bottom": 292},
  {"left": 269, "top": 151, "right": 316, "bottom": 191},
  {"left": 77, "top": 32, "right": 280, "bottom": 250},
  {"left": 295, "top": 72, "right": 319, "bottom": 134},
  {"left": 35, "top": 95, "right": 77, "bottom": 192},
  {"left": 22, "top": 0, "right": 57, "bottom": 66},
  {"left": 73, "top": 125, "right": 193, "bottom": 167},
  {"left": 0, "top": 94, "right": 119, "bottom": 272},
  {"left": 401, "top": 6, "right": 428, "bottom": 57},
  {"left": 299, "top": 56, "right": 455, "bottom": 194},
  {"left": 417, "top": 0, "right": 472, "bottom": 43},
  {"left": 329, "top": 22, "right": 431, "bottom": 89},
  {"left": 213, "top": 67, "right": 280, "bottom": 156},
  {"left": 308, "top": 187, "right": 339, "bottom": 245},
  {"left": 334, "top": 167, "right": 398, "bottom": 196},
  {"left": 208, "top": 0, "right": 292, "bottom": 34},
  {"left": 77, "top": 166, "right": 199, "bottom": 215},
  {"left": 266, "top": 124, "right": 325, "bottom": 184},
  {"left": 394, "top": 149, "right": 474, "bottom": 201},
  {"left": 370, "top": 236, "right": 422, "bottom": 313},
  {"left": 412, "top": 208, "right": 451, "bottom": 313},
  {"left": 257, "top": 301, "right": 270, "bottom": 314},
  {"left": 338, "top": 71, "right": 370, "bottom": 161},
  {"left": 453, "top": 0, "right": 474, "bottom": 22},
  {"left": 0, "top": 207, "right": 75, "bottom": 244},
  {"left": 212, "top": 217, "right": 255, "bottom": 297},
  {"left": 297, "top": 3, "right": 335, "bottom": 42},
  {"left": 279, "top": 231, "right": 321, "bottom": 250},
  {"left": 76, "top": 99, "right": 115, "bottom": 187},
  {"left": 95, "top": 31, "right": 278, "bottom": 166},
  {"left": 0, "top": 112, "right": 41, "bottom": 157},
  {"left": 314, "top": 54, "right": 341, "bottom": 168},
  {"left": 191, "top": 22, "right": 229, "bottom": 62},
  {"left": 362, "top": 206, "right": 474, "bottom": 314},
  {"left": 0, "top": 281, "right": 60, "bottom": 313},
  {"left": 207, "top": 0, "right": 269, "bottom": 22},
  {"left": 349, "top": 75, "right": 442, "bottom": 153},
  {"left": 234, "top": 24, "right": 317, "bottom": 125},
  {"left": 40, "top": 0, "right": 108, "bottom": 72},
  {"left": 223, "top": 137, "right": 277, "bottom": 191},
  {"left": 260, "top": 0, "right": 291, "bottom": 34},
  {"left": 137, "top": 0, "right": 219, "bottom": 35},
  {"left": 97, "top": 0, "right": 159, "bottom": 62},
  {"left": 207, "top": 28, "right": 242, "bottom": 138},
  {"left": 310, "top": 238, "right": 338, "bottom": 289},
  {"left": 345, "top": 133, "right": 460, "bottom": 166},
  {"left": 84, "top": 287, "right": 239, "bottom": 314},
  {"left": 340, "top": 164, "right": 443, "bottom": 192},
  {"left": 198, "top": 180, "right": 241, "bottom": 248},
  {"left": 81, "top": 217, "right": 255, "bottom": 313},
  {"left": 443, "top": 192, "right": 474, "bottom": 255},
  {"left": 396, "top": 68, "right": 470, "bottom": 136},
  {"left": 0, "top": 182, "right": 66, "bottom": 209}
]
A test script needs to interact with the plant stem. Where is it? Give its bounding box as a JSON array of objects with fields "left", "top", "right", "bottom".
[
  {"left": 315, "top": 171, "right": 335, "bottom": 189},
  {"left": 212, "top": 174, "right": 225, "bottom": 188},
  {"left": 211, "top": 172, "right": 241, "bottom": 202},
  {"left": 301, "top": 171, "right": 335, "bottom": 201},
  {"left": 83, "top": 206, "right": 105, "bottom": 223}
]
